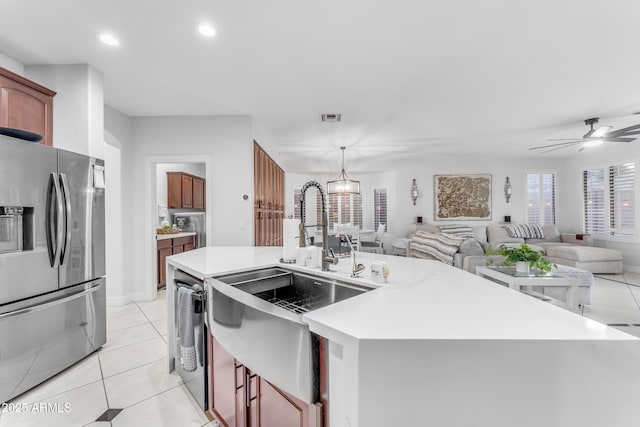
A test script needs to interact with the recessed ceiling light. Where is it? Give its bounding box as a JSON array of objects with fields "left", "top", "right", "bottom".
[
  {"left": 198, "top": 24, "right": 216, "bottom": 37},
  {"left": 98, "top": 33, "right": 119, "bottom": 47}
]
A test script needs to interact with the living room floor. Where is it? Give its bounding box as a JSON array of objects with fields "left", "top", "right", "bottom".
[{"left": 2, "top": 272, "right": 640, "bottom": 427}]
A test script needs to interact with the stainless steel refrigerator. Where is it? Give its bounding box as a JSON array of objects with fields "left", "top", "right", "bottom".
[{"left": 0, "top": 134, "right": 106, "bottom": 403}]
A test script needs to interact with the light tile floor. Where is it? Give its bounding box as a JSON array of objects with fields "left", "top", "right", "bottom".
[
  {"left": 0, "top": 289, "right": 216, "bottom": 427},
  {"left": 2, "top": 274, "right": 640, "bottom": 427}
]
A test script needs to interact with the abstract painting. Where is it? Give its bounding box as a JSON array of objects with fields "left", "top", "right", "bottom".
[{"left": 434, "top": 174, "right": 492, "bottom": 220}]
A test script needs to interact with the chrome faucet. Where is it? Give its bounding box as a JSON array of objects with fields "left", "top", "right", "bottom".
[
  {"left": 338, "top": 229, "right": 365, "bottom": 278},
  {"left": 298, "top": 181, "right": 339, "bottom": 271}
]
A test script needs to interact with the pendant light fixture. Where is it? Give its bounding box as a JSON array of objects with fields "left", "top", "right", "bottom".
[{"left": 327, "top": 146, "right": 360, "bottom": 194}]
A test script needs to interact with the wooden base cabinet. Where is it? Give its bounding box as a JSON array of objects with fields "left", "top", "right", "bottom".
[
  {"left": 208, "top": 335, "right": 323, "bottom": 427},
  {"left": 157, "top": 235, "right": 195, "bottom": 288}
]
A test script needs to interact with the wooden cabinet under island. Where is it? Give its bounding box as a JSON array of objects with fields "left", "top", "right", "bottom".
[
  {"left": 207, "top": 334, "right": 322, "bottom": 427},
  {"left": 167, "top": 172, "right": 205, "bottom": 210},
  {"left": 0, "top": 66, "right": 56, "bottom": 146}
]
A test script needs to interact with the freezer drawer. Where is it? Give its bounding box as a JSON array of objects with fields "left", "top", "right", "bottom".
[{"left": 0, "top": 278, "right": 106, "bottom": 403}]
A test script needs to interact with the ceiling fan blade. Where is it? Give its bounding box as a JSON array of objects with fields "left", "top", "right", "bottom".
[
  {"left": 546, "top": 138, "right": 583, "bottom": 141},
  {"left": 605, "top": 123, "right": 640, "bottom": 138},
  {"left": 529, "top": 140, "right": 582, "bottom": 150},
  {"left": 540, "top": 143, "right": 581, "bottom": 154},
  {"left": 605, "top": 137, "right": 636, "bottom": 143}
]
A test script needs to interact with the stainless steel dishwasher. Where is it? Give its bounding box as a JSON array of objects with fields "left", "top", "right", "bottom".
[{"left": 173, "top": 269, "right": 207, "bottom": 410}]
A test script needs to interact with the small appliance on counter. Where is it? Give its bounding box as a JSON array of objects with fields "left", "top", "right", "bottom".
[{"left": 171, "top": 211, "right": 205, "bottom": 248}]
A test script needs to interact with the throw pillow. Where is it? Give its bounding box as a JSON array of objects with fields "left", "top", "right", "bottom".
[
  {"left": 410, "top": 231, "right": 465, "bottom": 265},
  {"left": 438, "top": 224, "right": 475, "bottom": 239},
  {"left": 504, "top": 224, "right": 545, "bottom": 239}
]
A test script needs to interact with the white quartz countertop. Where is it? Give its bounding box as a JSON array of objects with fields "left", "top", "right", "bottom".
[
  {"left": 156, "top": 231, "right": 196, "bottom": 241},
  {"left": 166, "top": 246, "right": 636, "bottom": 342}
]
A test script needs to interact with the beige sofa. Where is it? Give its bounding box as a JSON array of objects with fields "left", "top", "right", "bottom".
[{"left": 409, "top": 223, "right": 624, "bottom": 274}]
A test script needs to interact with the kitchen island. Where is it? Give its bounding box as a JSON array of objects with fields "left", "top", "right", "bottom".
[{"left": 167, "top": 246, "right": 640, "bottom": 427}]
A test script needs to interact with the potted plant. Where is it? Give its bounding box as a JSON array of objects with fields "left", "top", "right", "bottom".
[{"left": 485, "top": 243, "right": 555, "bottom": 273}]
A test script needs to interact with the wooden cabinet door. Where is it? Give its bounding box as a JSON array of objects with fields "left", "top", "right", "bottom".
[
  {"left": 167, "top": 172, "right": 183, "bottom": 208},
  {"left": 211, "top": 337, "right": 238, "bottom": 427},
  {"left": 184, "top": 242, "right": 194, "bottom": 252},
  {"left": 0, "top": 67, "right": 55, "bottom": 146},
  {"left": 193, "top": 177, "right": 205, "bottom": 209},
  {"left": 182, "top": 174, "right": 193, "bottom": 208},
  {"left": 157, "top": 246, "right": 172, "bottom": 287},
  {"left": 259, "top": 378, "right": 321, "bottom": 427}
]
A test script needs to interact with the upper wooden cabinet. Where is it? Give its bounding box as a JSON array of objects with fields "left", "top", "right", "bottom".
[
  {"left": 193, "top": 177, "right": 205, "bottom": 210},
  {"left": 168, "top": 172, "right": 205, "bottom": 209},
  {"left": 0, "top": 67, "right": 56, "bottom": 146}
]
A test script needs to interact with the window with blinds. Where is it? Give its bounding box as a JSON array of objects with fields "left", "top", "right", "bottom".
[
  {"left": 374, "top": 188, "right": 388, "bottom": 231},
  {"left": 582, "top": 168, "right": 606, "bottom": 235},
  {"left": 527, "top": 172, "right": 556, "bottom": 226},
  {"left": 327, "top": 193, "right": 362, "bottom": 227},
  {"left": 609, "top": 163, "right": 635, "bottom": 236}
]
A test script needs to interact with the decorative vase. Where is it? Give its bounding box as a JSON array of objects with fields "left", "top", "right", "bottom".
[{"left": 515, "top": 261, "right": 530, "bottom": 274}]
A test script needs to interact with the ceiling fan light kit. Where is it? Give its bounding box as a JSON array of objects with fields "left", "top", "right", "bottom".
[
  {"left": 327, "top": 146, "right": 360, "bottom": 194},
  {"left": 529, "top": 116, "right": 640, "bottom": 154}
]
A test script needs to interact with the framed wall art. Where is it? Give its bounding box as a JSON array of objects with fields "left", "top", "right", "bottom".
[{"left": 434, "top": 174, "right": 492, "bottom": 220}]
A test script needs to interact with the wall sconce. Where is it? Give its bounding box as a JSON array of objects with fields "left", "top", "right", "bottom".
[
  {"left": 411, "top": 178, "right": 419, "bottom": 205},
  {"left": 504, "top": 176, "right": 512, "bottom": 203}
]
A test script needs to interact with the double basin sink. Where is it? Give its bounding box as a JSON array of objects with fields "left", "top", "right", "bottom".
[{"left": 205, "top": 267, "right": 371, "bottom": 403}]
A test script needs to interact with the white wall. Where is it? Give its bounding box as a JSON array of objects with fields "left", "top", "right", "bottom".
[
  {"left": 104, "top": 106, "right": 134, "bottom": 304},
  {"left": 288, "top": 157, "right": 565, "bottom": 251},
  {"left": 0, "top": 52, "right": 23, "bottom": 74},
  {"left": 388, "top": 156, "right": 565, "bottom": 243},
  {"left": 24, "top": 64, "right": 104, "bottom": 158},
  {"left": 124, "top": 115, "right": 253, "bottom": 301}
]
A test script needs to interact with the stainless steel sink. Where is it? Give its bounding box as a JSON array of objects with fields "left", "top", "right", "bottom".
[
  {"left": 216, "top": 267, "right": 368, "bottom": 314},
  {"left": 206, "top": 267, "right": 371, "bottom": 404}
]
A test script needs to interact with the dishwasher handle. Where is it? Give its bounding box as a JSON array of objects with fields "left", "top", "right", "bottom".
[{"left": 175, "top": 279, "right": 204, "bottom": 313}]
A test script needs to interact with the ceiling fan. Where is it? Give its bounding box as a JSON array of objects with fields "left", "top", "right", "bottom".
[{"left": 529, "top": 117, "right": 640, "bottom": 154}]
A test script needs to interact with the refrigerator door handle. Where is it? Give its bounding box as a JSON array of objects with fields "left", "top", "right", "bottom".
[
  {"left": 46, "top": 172, "right": 64, "bottom": 268},
  {"left": 59, "top": 173, "right": 72, "bottom": 266},
  {"left": 0, "top": 282, "right": 103, "bottom": 320}
]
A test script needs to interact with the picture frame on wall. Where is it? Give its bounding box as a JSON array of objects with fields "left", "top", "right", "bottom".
[{"left": 434, "top": 174, "right": 492, "bottom": 220}]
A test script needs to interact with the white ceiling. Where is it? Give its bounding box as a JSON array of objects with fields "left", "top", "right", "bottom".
[{"left": 2, "top": 0, "right": 640, "bottom": 172}]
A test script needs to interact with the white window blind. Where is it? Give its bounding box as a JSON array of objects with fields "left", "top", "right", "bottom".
[
  {"left": 609, "top": 163, "right": 635, "bottom": 236},
  {"left": 352, "top": 193, "right": 362, "bottom": 228},
  {"left": 583, "top": 169, "right": 605, "bottom": 234},
  {"left": 374, "top": 188, "right": 388, "bottom": 232},
  {"left": 327, "top": 193, "right": 363, "bottom": 227},
  {"left": 527, "top": 172, "right": 556, "bottom": 226}
]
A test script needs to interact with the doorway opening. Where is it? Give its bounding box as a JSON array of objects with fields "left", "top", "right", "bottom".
[{"left": 144, "top": 156, "right": 211, "bottom": 302}]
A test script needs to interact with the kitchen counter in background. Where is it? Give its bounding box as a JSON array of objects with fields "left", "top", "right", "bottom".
[
  {"left": 166, "top": 247, "right": 640, "bottom": 427},
  {"left": 156, "top": 231, "right": 196, "bottom": 240}
]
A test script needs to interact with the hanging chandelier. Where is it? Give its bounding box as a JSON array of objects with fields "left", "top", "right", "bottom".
[{"left": 327, "top": 146, "right": 360, "bottom": 194}]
